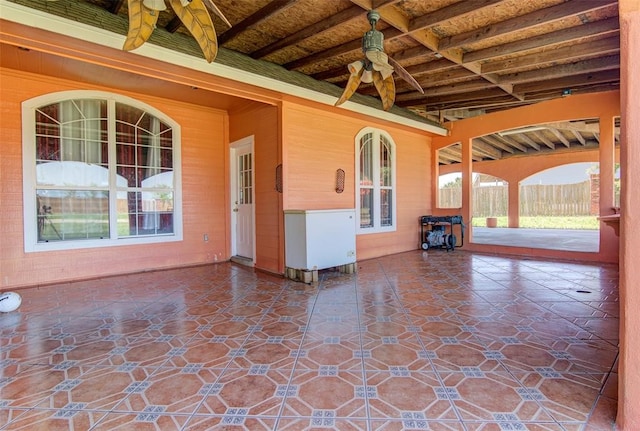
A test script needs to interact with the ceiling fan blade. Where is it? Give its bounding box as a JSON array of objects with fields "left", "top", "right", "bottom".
[
  {"left": 372, "top": 70, "right": 395, "bottom": 111},
  {"left": 202, "top": 0, "right": 232, "bottom": 28},
  {"left": 123, "top": 0, "right": 160, "bottom": 51},
  {"left": 388, "top": 56, "right": 424, "bottom": 94},
  {"left": 335, "top": 62, "right": 365, "bottom": 107},
  {"left": 169, "top": 0, "right": 218, "bottom": 62}
]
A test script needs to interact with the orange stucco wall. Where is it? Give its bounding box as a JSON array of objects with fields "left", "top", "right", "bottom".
[
  {"left": 617, "top": 0, "right": 640, "bottom": 429},
  {"left": 0, "top": 67, "right": 230, "bottom": 289},
  {"left": 229, "top": 104, "right": 283, "bottom": 274},
  {"left": 281, "top": 101, "right": 432, "bottom": 261}
]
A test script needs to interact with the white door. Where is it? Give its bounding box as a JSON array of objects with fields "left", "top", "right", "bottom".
[{"left": 231, "top": 137, "right": 254, "bottom": 260}]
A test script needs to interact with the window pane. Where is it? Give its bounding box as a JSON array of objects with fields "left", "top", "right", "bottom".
[
  {"left": 360, "top": 134, "right": 373, "bottom": 187},
  {"left": 36, "top": 100, "right": 108, "bottom": 165},
  {"left": 36, "top": 135, "right": 61, "bottom": 162},
  {"left": 36, "top": 106, "right": 61, "bottom": 161},
  {"left": 36, "top": 190, "right": 109, "bottom": 242},
  {"left": 380, "top": 136, "right": 391, "bottom": 187},
  {"left": 116, "top": 105, "right": 171, "bottom": 188},
  {"left": 37, "top": 161, "right": 109, "bottom": 188},
  {"left": 119, "top": 191, "right": 174, "bottom": 237},
  {"left": 356, "top": 130, "right": 395, "bottom": 231},
  {"left": 59, "top": 100, "right": 107, "bottom": 164},
  {"left": 380, "top": 189, "right": 392, "bottom": 226},
  {"left": 360, "top": 188, "right": 373, "bottom": 228}
]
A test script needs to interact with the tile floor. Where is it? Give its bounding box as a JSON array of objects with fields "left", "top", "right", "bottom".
[{"left": 0, "top": 250, "right": 619, "bottom": 430}]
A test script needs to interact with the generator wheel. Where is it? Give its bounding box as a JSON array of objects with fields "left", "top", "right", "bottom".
[
  {"left": 421, "top": 242, "right": 429, "bottom": 250},
  {"left": 447, "top": 234, "right": 457, "bottom": 250}
]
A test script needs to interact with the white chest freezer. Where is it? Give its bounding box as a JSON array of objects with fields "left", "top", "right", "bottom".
[{"left": 284, "top": 209, "right": 357, "bottom": 271}]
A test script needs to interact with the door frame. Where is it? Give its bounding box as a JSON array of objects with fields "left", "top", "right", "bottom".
[{"left": 230, "top": 135, "right": 256, "bottom": 263}]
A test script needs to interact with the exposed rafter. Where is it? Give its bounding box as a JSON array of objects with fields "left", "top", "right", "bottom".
[{"left": 56, "top": 0, "right": 620, "bottom": 165}]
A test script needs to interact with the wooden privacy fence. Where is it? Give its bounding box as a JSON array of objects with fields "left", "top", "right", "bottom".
[{"left": 439, "top": 180, "right": 592, "bottom": 217}]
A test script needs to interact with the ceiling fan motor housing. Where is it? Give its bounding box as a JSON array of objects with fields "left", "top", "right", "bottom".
[
  {"left": 363, "top": 29, "right": 384, "bottom": 53},
  {"left": 363, "top": 10, "right": 384, "bottom": 53}
]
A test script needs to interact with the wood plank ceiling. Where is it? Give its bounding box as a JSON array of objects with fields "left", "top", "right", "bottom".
[{"left": 78, "top": 0, "right": 623, "bottom": 164}]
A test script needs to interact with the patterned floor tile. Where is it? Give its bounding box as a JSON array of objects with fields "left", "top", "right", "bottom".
[
  {"left": 0, "top": 251, "right": 620, "bottom": 430},
  {"left": 438, "top": 371, "right": 555, "bottom": 422},
  {"left": 113, "top": 365, "right": 221, "bottom": 415},
  {"left": 184, "top": 414, "right": 278, "bottom": 430},
  {"left": 90, "top": 412, "right": 190, "bottom": 430},
  {"left": 276, "top": 416, "right": 368, "bottom": 430},
  {"left": 196, "top": 367, "right": 291, "bottom": 417},
  {"left": 370, "top": 418, "right": 466, "bottom": 430},
  {"left": 35, "top": 365, "right": 141, "bottom": 411},
  {"left": 280, "top": 370, "right": 368, "bottom": 419},
  {"left": 2, "top": 408, "right": 108, "bottom": 431},
  {"left": 366, "top": 370, "right": 459, "bottom": 421}
]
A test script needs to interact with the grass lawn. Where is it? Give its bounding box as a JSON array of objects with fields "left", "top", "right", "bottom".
[{"left": 472, "top": 216, "right": 599, "bottom": 230}]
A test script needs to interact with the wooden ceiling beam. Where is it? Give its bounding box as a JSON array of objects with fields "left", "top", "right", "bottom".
[
  {"left": 351, "top": 0, "right": 518, "bottom": 105},
  {"left": 442, "top": 145, "right": 484, "bottom": 162},
  {"left": 313, "top": 56, "right": 456, "bottom": 82},
  {"left": 409, "top": 0, "right": 507, "bottom": 32},
  {"left": 463, "top": 17, "right": 620, "bottom": 63},
  {"left": 219, "top": 0, "right": 298, "bottom": 45},
  {"left": 438, "top": 147, "right": 463, "bottom": 162},
  {"left": 497, "top": 55, "right": 621, "bottom": 84},
  {"left": 513, "top": 69, "right": 620, "bottom": 94},
  {"left": 522, "top": 82, "right": 620, "bottom": 101},
  {"left": 335, "top": 62, "right": 475, "bottom": 91},
  {"left": 472, "top": 140, "right": 503, "bottom": 160},
  {"left": 495, "top": 135, "right": 529, "bottom": 153},
  {"left": 475, "top": 136, "right": 514, "bottom": 154},
  {"left": 543, "top": 121, "right": 600, "bottom": 133},
  {"left": 250, "top": 4, "right": 362, "bottom": 59},
  {"left": 438, "top": 152, "right": 462, "bottom": 163},
  {"left": 480, "top": 135, "right": 521, "bottom": 153},
  {"left": 404, "top": 88, "right": 510, "bottom": 107},
  {"left": 387, "top": 45, "right": 435, "bottom": 63},
  {"left": 482, "top": 35, "right": 620, "bottom": 74},
  {"left": 283, "top": 27, "right": 402, "bottom": 70},
  {"left": 396, "top": 80, "right": 494, "bottom": 102},
  {"left": 519, "top": 134, "right": 542, "bottom": 152},
  {"left": 439, "top": 0, "right": 616, "bottom": 51},
  {"left": 548, "top": 128, "right": 572, "bottom": 148},
  {"left": 425, "top": 97, "right": 539, "bottom": 113},
  {"left": 531, "top": 131, "right": 556, "bottom": 150},
  {"left": 373, "top": 0, "right": 403, "bottom": 8},
  {"left": 572, "top": 130, "right": 587, "bottom": 145}
]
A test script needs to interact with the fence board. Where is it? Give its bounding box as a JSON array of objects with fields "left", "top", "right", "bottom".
[{"left": 439, "top": 181, "right": 592, "bottom": 217}]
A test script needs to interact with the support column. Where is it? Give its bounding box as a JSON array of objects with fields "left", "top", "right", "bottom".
[
  {"left": 507, "top": 181, "right": 520, "bottom": 228},
  {"left": 598, "top": 116, "right": 619, "bottom": 259},
  {"left": 461, "top": 138, "right": 473, "bottom": 242},
  {"left": 617, "top": 0, "right": 640, "bottom": 429}
]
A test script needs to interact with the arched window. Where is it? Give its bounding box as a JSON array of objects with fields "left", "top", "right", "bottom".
[
  {"left": 22, "top": 91, "right": 182, "bottom": 252},
  {"left": 356, "top": 128, "right": 396, "bottom": 233}
]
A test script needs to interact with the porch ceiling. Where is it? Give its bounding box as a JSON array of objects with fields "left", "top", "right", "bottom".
[{"left": 4, "top": 0, "right": 621, "bottom": 164}]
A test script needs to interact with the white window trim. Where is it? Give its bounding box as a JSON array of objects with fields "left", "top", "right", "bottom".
[
  {"left": 355, "top": 127, "right": 397, "bottom": 234},
  {"left": 22, "top": 90, "right": 183, "bottom": 252}
]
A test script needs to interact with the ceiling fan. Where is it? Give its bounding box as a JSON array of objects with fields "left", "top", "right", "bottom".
[
  {"left": 334, "top": 10, "right": 424, "bottom": 111},
  {"left": 122, "top": 0, "right": 231, "bottom": 62}
]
